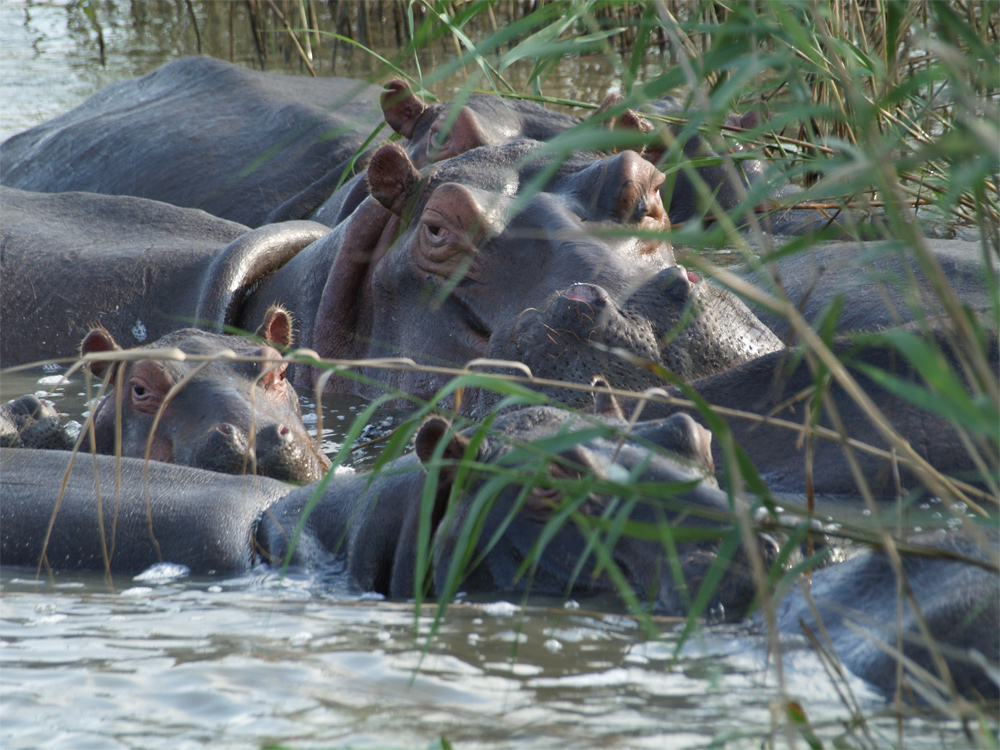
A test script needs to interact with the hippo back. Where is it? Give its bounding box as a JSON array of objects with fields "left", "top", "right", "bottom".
[
  {"left": 0, "top": 56, "right": 383, "bottom": 227},
  {"left": 0, "top": 448, "right": 290, "bottom": 574}
]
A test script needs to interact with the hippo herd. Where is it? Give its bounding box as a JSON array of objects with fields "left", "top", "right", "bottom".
[{"left": 0, "top": 57, "right": 996, "bottom": 703}]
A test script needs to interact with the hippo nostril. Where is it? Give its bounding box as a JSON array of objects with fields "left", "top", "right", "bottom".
[
  {"left": 563, "top": 283, "right": 602, "bottom": 305},
  {"left": 686, "top": 270, "right": 701, "bottom": 284},
  {"left": 279, "top": 425, "right": 290, "bottom": 436}
]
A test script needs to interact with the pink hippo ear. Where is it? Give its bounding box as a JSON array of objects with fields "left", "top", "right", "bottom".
[
  {"left": 256, "top": 305, "right": 295, "bottom": 349},
  {"left": 80, "top": 328, "right": 122, "bottom": 379},
  {"left": 367, "top": 143, "right": 422, "bottom": 217},
  {"left": 382, "top": 79, "right": 427, "bottom": 140}
]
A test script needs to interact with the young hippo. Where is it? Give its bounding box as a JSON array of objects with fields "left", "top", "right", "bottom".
[{"left": 76, "top": 306, "right": 329, "bottom": 483}]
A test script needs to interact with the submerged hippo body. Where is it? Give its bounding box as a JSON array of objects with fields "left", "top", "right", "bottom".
[
  {"left": 737, "top": 239, "right": 999, "bottom": 340},
  {"left": 0, "top": 407, "right": 754, "bottom": 619},
  {"left": 0, "top": 187, "right": 330, "bottom": 366},
  {"left": 1, "top": 406, "right": 994, "bottom": 700},
  {"left": 0, "top": 57, "right": 385, "bottom": 228},
  {"left": 775, "top": 528, "right": 999, "bottom": 700},
  {"left": 77, "top": 315, "right": 330, "bottom": 482},
  {"left": 638, "top": 327, "right": 999, "bottom": 497}
]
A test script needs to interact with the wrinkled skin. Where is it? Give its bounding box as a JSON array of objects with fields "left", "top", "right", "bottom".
[
  {"left": 0, "top": 57, "right": 385, "bottom": 228},
  {"left": 3, "top": 144, "right": 691, "bottom": 408},
  {"left": 0, "top": 395, "right": 74, "bottom": 451},
  {"left": 242, "top": 140, "right": 699, "bottom": 402},
  {"left": 736, "top": 239, "right": 999, "bottom": 340},
  {"left": 633, "top": 327, "right": 1000, "bottom": 498},
  {"left": 470, "top": 264, "right": 783, "bottom": 415},
  {"left": 0, "top": 186, "right": 330, "bottom": 366},
  {"left": 1, "top": 406, "right": 995, "bottom": 699},
  {"left": 79, "top": 310, "right": 329, "bottom": 483}
]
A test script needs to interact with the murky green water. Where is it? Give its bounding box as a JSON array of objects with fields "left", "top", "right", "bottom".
[{"left": 0, "top": 3, "right": 986, "bottom": 747}]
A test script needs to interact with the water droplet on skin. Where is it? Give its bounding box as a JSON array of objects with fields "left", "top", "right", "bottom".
[{"left": 132, "top": 319, "right": 147, "bottom": 342}]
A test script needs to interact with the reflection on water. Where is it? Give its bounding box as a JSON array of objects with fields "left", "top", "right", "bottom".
[
  {"left": 0, "top": 0, "right": 653, "bottom": 142},
  {"left": 0, "top": 565, "right": 973, "bottom": 749}
]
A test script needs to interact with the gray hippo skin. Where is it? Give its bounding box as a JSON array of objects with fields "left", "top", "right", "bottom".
[
  {"left": 0, "top": 57, "right": 385, "bottom": 228},
  {"left": 236, "top": 141, "right": 780, "bottom": 401},
  {"left": 76, "top": 309, "right": 329, "bottom": 482},
  {"left": 776, "top": 528, "right": 999, "bottom": 701},
  {"left": 634, "top": 327, "right": 999, "bottom": 498},
  {"left": 0, "top": 186, "right": 330, "bottom": 366},
  {"left": 1, "top": 407, "right": 995, "bottom": 700},
  {"left": 3, "top": 142, "right": 769, "bottom": 404},
  {"left": 0, "top": 407, "right": 756, "bottom": 620},
  {"left": 737, "top": 239, "right": 999, "bottom": 340}
]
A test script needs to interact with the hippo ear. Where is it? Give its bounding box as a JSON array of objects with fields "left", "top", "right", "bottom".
[
  {"left": 415, "top": 416, "right": 474, "bottom": 469},
  {"left": 590, "top": 377, "right": 625, "bottom": 420},
  {"left": 256, "top": 305, "right": 295, "bottom": 349},
  {"left": 367, "top": 143, "right": 422, "bottom": 216},
  {"left": 631, "top": 413, "right": 715, "bottom": 474},
  {"left": 382, "top": 79, "right": 427, "bottom": 140},
  {"left": 80, "top": 328, "right": 122, "bottom": 379}
]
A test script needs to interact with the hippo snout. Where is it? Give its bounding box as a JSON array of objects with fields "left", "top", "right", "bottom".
[
  {"left": 197, "top": 422, "right": 253, "bottom": 475},
  {"left": 191, "top": 422, "right": 327, "bottom": 483},
  {"left": 256, "top": 423, "right": 329, "bottom": 484}
]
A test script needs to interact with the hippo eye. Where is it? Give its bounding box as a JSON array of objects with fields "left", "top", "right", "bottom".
[
  {"left": 423, "top": 222, "right": 448, "bottom": 246},
  {"left": 132, "top": 383, "right": 147, "bottom": 399},
  {"left": 428, "top": 127, "right": 447, "bottom": 153}
]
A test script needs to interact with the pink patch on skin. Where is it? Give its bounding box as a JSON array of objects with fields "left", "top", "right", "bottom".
[
  {"left": 686, "top": 271, "right": 701, "bottom": 284},
  {"left": 563, "top": 284, "right": 598, "bottom": 304}
]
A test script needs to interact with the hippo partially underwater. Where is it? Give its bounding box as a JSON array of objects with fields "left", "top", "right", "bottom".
[
  {"left": 1, "top": 312, "right": 329, "bottom": 483},
  {"left": 1, "top": 56, "right": 825, "bottom": 233},
  {"left": 0, "top": 403, "right": 995, "bottom": 702},
  {"left": 1, "top": 140, "right": 780, "bottom": 401}
]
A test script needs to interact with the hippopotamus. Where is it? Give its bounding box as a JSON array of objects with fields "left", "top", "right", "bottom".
[
  {"left": 3, "top": 310, "right": 329, "bottom": 482},
  {"left": 0, "top": 186, "right": 331, "bottom": 367},
  {"left": 1, "top": 55, "right": 811, "bottom": 234},
  {"left": 0, "top": 57, "right": 387, "bottom": 228},
  {"left": 75, "top": 309, "right": 330, "bottom": 482},
  {"left": 775, "top": 527, "right": 998, "bottom": 701},
  {"left": 0, "top": 394, "right": 74, "bottom": 451},
  {"left": 736, "top": 238, "right": 999, "bottom": 340},
  {"left": 0, "top": 406, "right": 756, "bottom": 616},
  {"left": 1, "top": 405, "right": 994, "bottom": 701},
  {"left": 0, "top": 57, "right": 586, "bottom": 228},
  {"left": 628, "top": 326, "right": 999, "bottom": 498},
  {"left": 3, "top": 138, "right": 774, "bottom": 407}
]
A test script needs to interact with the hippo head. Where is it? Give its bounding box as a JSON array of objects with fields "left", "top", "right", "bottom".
[
  {"left": 309, "top": 140, "right": 683, "bottom": 403},
  {"left": 381, "top": 80, "right": 581, "bottom": 168},
  {"left": 471, "top": 264, "right": 783, "bottom": 414},
  {"left": 82, "top": 307, "right": 330, "bottom": 483},
  {"left": 410, "top": 404, "right": 761, "bottom": 619}
]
